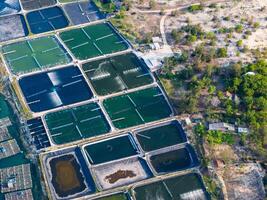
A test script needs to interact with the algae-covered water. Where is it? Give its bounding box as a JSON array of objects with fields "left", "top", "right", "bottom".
[
  {"left": 133, "top": 173, "right": 210, "bottom": 200},
  {"left": 135, "top": 120, "right": 187, "bottom": 152}
]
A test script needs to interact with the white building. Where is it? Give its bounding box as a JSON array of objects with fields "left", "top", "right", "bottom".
[
  {"left": 209, "top": 122, "right": 235, "bottom": 132},
  {"left": 140, "top": 45, "right": 174, "bottom": 72}
]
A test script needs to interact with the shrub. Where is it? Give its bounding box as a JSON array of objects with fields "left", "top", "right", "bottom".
[
  {"left": 186, "top": 35, "right": 197, "bottom": 44},
  {"left": 206, "top": 130, "right": 235, "bottom": 145},
  {"left": 236, "top": 40, "right": 243, "bottom": 47},
  {"left": 216, "top": 48, "right": 228, "bottom": 58},
  {"left": 253, "top": 22, "right": 260, "bottom": 28},
  {"left": 149, "top": 0, "right": 156, "bottom": 8},
  {"left": 171, "top": 30, "right": 182, "bottom": 44},
  {"left": 235, "top": 24, "right": 243, "bottom": 33},
  {"left": 208, "top": 3, "right": 217, "bottom": 8},
  {"left": 188, "top": 4, "right": 203, "bottom": 12}
]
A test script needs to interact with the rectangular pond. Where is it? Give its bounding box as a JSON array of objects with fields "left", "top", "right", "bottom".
[
  {"left": 19, "top": 65, "right": 93, "bottom": 113},
  {"left": 134, "top": 120, "right": 187, "bottom": 152},
  {"left": 83, "top": 134, "right": 139, "bottom": 165},
  {"left": 133, "top": 173, "right": 210, "bottom": 200},
  {"left": 91, "top": 157, "right": 152, "bottom": 190},
  {"left": 82, "top": 53, "right": 153, "bottom": 96},
  {"left": 63, "top": 1, "right": 105, "bottom": 25},
  {"left": 0, "top": 14, "right": 28, "bottom": 42},
  {"left": 103, "top": 87, "right": 172, "bottom": 129},
  {"left": 26, "top": 117, "right": 51, "bottom": 150},
  {"left": 0, "top": 0, "right": 21, "bottom": 16},
  {"left": 20, "top": 0, "right": 56, "bottom": 10},
  {"left": 26, "top": 6, "right": 69, "bottom": 34},
  {"left": 59, "top": 22, "right": 128, "bottom": 60},
  {"left": 148, "top": 144, "right": 200, "bottom": 175},
  {"left": 42, "top": 147, "right": 95, "bottom": 200},
  {"left": 45, "top": 102, "right": 111, "bottom": 145},
  {"left": 2, "top": 36, "right": 71, "bottom": 75}
]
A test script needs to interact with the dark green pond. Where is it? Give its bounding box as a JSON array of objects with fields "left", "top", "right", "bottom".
[
  {"left": 135, "top": 120, "right": 187, "bottom": 152},
  {"left": 84, "top": 134, "right": 138, "bottom": 165},
  {"left": 133, "top": 173, "right": 210, "bottom": 200},
  {"left": 149, "top": 144, "right": 199, "bottom": 174}
]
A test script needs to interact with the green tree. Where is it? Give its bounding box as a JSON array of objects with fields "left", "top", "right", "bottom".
[
  {"left": 226, "top": 60, "right": 267, "bottom": 157},
  {"left": 194, "top": 123, "right": 206, "bottom": 137}
]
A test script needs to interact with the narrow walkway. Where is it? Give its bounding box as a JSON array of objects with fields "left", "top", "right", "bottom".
[{"left": 160, "top": 11, "right": 170, "bottom": 46}]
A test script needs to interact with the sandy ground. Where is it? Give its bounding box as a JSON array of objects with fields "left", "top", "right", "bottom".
[
  {"left": 164, "top": 0, "right": 267, "bottom": 62},
  {"left": 221, "top": 163, "right": 265, "bottom": 200}
]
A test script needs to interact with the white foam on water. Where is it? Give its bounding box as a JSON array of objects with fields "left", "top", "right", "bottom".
[
  {"left": 51, "top": 132, "right": 62, "bottom": 137},
  {"left": 137, "top": 73, "right": 150, "bottom": 78},
  {"left": 2, "top": 50, "right": 16, "bottom": 55},
  {"left": 71, "top": 42, "right": 89, "bottom": 50},
  {"left": 99, "top": 60, "right": 110, "bottom": 68},
  {"left": 123, "top": 67, "right": 141, "bottom": 75},
  {"left": 42, "top": 46, "right": 59, "bottom": 53},
  {"left": 180, "top": 189, "right": 206, "bottom": 200},
  {"left": 80, "top": 115, "right": 101, "bottom": 123},
  {"left": 47, "top": 91, "right": 63, "bottom": 107},
  {"left": 26, "top": 89, "right": 47, "bottom": 98},
  {"left": 95, "top": 33, "right": 114, "bottom": 41},
  {"left": 63, "top": 38, "right": 74, "bottom": 43},
  {"left": 114, "top": 76, "right": 126, "bottom": 90},
  {"left": 144, "top": 188, "right": 168, "bottom": 200},
  {"left": 112, "top": 117, "right": 125, "bottom": 122},
  {"left": 47, "top": 71, "right": 62, "bottom": 86},
  {"left": 62, "top": 79, "right": 82, "bottom": 87},
  {"left": 91, "top": 71, "right": 110, "bottom": 80},
  {"left": 52, "top": 122, "right": 74, "bottom": 130}
]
